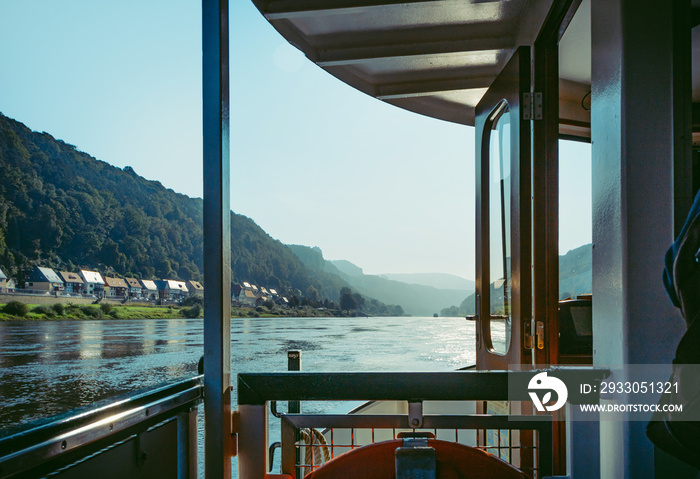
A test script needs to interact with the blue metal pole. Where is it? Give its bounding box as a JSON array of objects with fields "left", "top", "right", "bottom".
[{"left": 202, "top": 0, "right": 231, "bottom": 477}]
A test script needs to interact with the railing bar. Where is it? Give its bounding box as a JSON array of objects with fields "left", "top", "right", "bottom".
[
  {"left": 0, "top": 376, "right": 203, "bottom": 450},
  {"left": 0, "top": 385, "right": 202, "bottom": 475},
  {"left": 237, "top": 369, "right": 609, "bottom": 405},
  {"left": 282, "top": 414, "right": 552, "bottom": 430}
]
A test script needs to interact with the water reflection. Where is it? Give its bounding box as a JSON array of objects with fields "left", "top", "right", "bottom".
[{"left": 0, "top": 316, "right": 474, "bottom": 433}]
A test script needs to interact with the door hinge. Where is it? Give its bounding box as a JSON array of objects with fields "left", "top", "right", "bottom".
[
  {"left": 523, "top": 321, "right": 533, "bottom": 350},
  {"left": 536, "top": 320, "right": 545, "bottom": 350},
  {"left": 522, "top": 92, "right": 543, "bottom": 121}
]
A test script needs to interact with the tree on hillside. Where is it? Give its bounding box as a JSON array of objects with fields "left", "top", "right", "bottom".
[
  {"left": 305, "top": 285, "right": 320, "bottom": 302},
  {"left": 340, "top": 292, "right": 358, "bottom": 312},
  {"left": 353, "top": 293, "right": 365, "bottom": 311}
]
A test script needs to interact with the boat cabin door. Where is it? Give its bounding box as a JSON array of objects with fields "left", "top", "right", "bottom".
[{"left": 475, "top": 46, "right": 532, "bottom": 371}]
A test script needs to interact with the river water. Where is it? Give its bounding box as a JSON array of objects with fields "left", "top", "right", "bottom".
[{"left": 0, "top": 315, "right": 487, "bottom": 475}]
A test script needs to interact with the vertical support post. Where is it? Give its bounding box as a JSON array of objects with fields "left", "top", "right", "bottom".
[
  {"left": 239, "top": 405, "right": 269, "bottom": 479},
  {"left": 281, "top": 417, "right": 298, "bottom": 478},
  {"left": 287, "top": 350, "right": 302, "bottom": 414},
  {"left": 591, "top": 0, "right": 688, "bottom": 477},
  {"left": 176, "top": 408, "right": 199, "bottom": 479},
  {"left": 288, "top": 350, "right": 302, "bottom": 477},
  {"left": 203, "top": 0, "right": 231, "bottom": 478},
  {"left": 532, "top": 2, "right": 578, "bottom": 475}
]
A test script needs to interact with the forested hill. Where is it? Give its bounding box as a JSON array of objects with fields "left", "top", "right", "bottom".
[{"left": 0, "top": 113, "right": 347, "bottom": 299}]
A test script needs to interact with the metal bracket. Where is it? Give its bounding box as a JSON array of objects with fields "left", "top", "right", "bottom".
[
  {"left": 230, "top": 410, "right": 240, "bottom": 457},
  {"left": 135, "top": 432, "right": 148, "bottom": 467},
  {"left": 522, "top": 92, "right": 543, "bottom": 120},
  {"left": 395, "top": 432, "right": 436, "bottom": 479},
  {"left": 231, "top": 410, "right": 240, "bottom": 434},
  {"left": 536, "top": 321, "right": 545, "bottom": 350},
  {"left": 408, "top": 401, "right": 423, "bottom": 428},
  {"left": 524, "top": 321, "right": 534, "bottom": 350}
]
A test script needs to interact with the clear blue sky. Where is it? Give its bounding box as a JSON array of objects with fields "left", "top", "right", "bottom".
[{"left": 0, "top": 1, "right": 591, "bottom": 281}]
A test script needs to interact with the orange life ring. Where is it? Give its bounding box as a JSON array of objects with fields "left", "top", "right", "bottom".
[{"left": 303, "top": 439, "right": 528, "bottom": 479}]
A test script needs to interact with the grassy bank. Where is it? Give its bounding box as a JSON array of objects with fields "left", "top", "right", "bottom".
[{"left": 0, "top": 301, "right": 367, "bottom": 321}]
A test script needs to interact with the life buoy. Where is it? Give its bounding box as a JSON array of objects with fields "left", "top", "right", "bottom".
[{"left": 302, "top": 439, "right": 528, "bottom": 479}]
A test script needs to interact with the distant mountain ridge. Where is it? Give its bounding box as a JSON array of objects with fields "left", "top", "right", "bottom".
[
  {"left": 289, "top": 245, "right": 474, "bottom": 316},
  {"left": 378, "top": 273, "right": 474, "bottom": 291},
  {"left": 0, "top": 113, "right": 351, "bottom": 300},
  {"left": 440, "top": 244, "right": 593, "bottom": 316}
]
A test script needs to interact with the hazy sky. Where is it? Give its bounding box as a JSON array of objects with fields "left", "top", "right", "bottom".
[{"left": 0, "top": 1, "right": 591, "bottom": 281}]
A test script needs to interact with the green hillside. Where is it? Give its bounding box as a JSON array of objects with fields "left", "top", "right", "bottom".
[{"left": 0, "top": 113, "right": 349, "bottom": 300}]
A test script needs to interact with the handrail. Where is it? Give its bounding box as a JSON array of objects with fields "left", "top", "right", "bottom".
[
  {"left": 237, "top": 369, "right": 609, "bottom": 405},
  {"left": 0, "top": 375, "right": 203, "bottom": 479},
  {"left": 237, "top": 369, "right": 609, "bottom": 478}
]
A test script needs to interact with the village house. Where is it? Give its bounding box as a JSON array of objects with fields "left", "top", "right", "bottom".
[
  {"left": 140, "top": 280, "right": 158, "bottom": 301},
  {"left": 79, "top": 270, "right": 105, "bottom": 297},
  {"left": 0, "top": 268, "right": 7, "bottom": 293},
  {"left": 186, "top": 280, "right": 204, "bottom": 297},
  {"left": 26, "top": 266, "right": 64, "bottom": 294},
  {"left": 59, "top": 271, "right": 85, "bottom": 295},
  {"left": 239, "top": 289, "right": 257, "bottom": 306},
  {"left": 278, "top": 296, "right": 289, "bottom": 308},
  {"left": 269, "top": 289, "right": 278, "bottom": 298},
  {"left": 103, "top": 277, "right": 128, "bottom": 298},
  {"left": 155, "top": 280, "right": 189, "bottom": 302},
  {"left": 232, "top": 283, "right": 243, "bottom": 302},
  {"left": 124, "top": 277, "right": 143, "bottom": 299}
]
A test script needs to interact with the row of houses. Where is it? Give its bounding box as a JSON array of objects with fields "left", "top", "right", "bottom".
[
  {"left": 0, "top": 266, "right": 204, "bottom": 302},
  {"left": 232, "top": 281, "right": 289, "bottom": 307},
  {"left": 0, "top": 265, "right": 293, "bottom": 308}
]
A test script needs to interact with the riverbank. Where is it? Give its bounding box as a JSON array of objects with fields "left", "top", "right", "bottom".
[{"left": 0, "top": 301, "right": 377, "bottom": 321}]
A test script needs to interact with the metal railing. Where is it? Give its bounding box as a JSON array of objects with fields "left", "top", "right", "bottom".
[
  {"left": 0, "top": 375, "right": 203, "bottom": 479},
  {"left": 281, "top": 412, "right": 552, "bottom": 478},
  {"left": 236, "top": 369, "right": 608, "bottom": 479}
]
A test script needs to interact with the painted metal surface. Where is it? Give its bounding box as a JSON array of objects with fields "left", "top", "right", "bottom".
[
  {"left": 0, "top": 376, "right": 203, "bottom": 479},
  {"left": 202, "top": 0, "right": 232, "bottom": 477},
  {"left": 591, "top": 0, "right": 688, "bottom": 477}
]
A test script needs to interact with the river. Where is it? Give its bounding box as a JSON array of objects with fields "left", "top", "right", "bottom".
[{"left": 0, "top": 315, "right": 488, "bottom": 475}]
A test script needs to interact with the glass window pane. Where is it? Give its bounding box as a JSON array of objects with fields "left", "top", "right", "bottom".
[{"left": 488, "top": 104, "right": 511, "bottom": 354}]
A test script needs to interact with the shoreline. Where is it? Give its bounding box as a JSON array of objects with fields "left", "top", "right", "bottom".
[{"left": 0, "top": 303, "right": 399, "bottom": 321}]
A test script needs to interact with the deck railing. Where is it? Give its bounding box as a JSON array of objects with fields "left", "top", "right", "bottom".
[
  {"left": 0, "top": 375, "right": 203, "bottom": 479},
  {"left": 236, "top": 370, "right": 607, "bottom": 479}
]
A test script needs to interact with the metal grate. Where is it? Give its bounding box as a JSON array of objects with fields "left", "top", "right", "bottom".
[{"left": 280, "top": 413, "right": 551, "bottom": 479}]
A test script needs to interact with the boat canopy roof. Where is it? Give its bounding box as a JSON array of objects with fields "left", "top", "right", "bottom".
[
  {"left": 253, "top": 0, "right": 700, "bottom": 141},
  {"left": 253, "top": 0, "right": 582, "bottom": 127}
]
